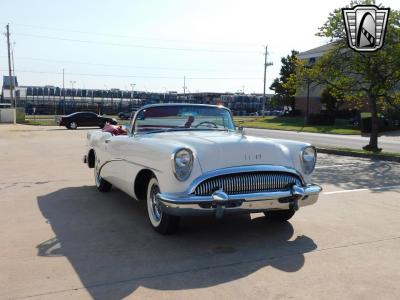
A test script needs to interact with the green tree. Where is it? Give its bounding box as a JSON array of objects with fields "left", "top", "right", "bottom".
[
  {"left": 270, "top": 50, "right": 299, "bottom": 110},
  {"left": 286, "top": 0, "right": 400, "bottom": 152},
  {"left": 320, "top": 87, "right": 344, "bottom": 114}
]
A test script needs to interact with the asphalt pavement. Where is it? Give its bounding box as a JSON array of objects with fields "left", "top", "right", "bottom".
[
  {"left": 1, "top": 125, "right": 400, "bottom": 300},
  {"left": 245, "top": 127, "right": 400, "bottom": 153}
]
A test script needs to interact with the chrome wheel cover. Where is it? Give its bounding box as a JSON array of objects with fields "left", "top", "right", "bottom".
[{"left": 147, "top": 179, "right": 162, "bottom": 227}]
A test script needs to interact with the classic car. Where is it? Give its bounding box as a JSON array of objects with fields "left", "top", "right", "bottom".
[
  {"left": 83, "top": 104, "right": 322, "bottom": 234},
  {"left": 58, "top": 112, "right": 117, "bottom": 129}
]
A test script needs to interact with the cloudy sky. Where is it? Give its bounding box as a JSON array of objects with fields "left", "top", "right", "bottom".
[{"left": 0, "top": 0, "right": 398, "bottom": 93}]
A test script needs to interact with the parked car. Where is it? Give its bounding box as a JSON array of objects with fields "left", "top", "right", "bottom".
[
  {"left": 118, "top": 110, "right": 137, "bottom": 120},
  {"left": 58, "top": 112, "right": 117, "bottom": 129},
  {"left": 83, "top": 104, "right": 322, "bottom": 234}
]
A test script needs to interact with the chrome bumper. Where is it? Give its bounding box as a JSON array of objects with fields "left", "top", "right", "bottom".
[{"left": 157, "top": 184, "right": 322, "bottom": 218}]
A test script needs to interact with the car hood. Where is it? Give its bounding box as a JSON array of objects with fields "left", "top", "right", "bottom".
[{"left": 146, "top": 130, "right": 300, "bottom": 173}]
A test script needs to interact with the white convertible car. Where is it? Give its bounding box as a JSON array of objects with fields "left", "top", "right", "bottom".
[{"left": 84, "top": 104, "right": 322, "bottom": 234}]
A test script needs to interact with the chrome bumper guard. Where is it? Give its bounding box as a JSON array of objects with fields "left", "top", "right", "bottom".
[{"left": 157, "top": 184, "right": 322, "bottom": 218}]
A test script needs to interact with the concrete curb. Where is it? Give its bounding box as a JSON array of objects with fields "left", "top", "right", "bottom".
[{"left": 317, "top": 147, "right": 400, "bottom": 162}]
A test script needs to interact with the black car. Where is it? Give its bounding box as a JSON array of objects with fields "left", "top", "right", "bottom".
[{"left": 58, "top": 112, "right": 117, "bottom": 129}]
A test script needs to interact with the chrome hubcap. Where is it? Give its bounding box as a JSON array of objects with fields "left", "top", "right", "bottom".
[{"left": 150, "top": 184, "right": 162, "bottom": 222}]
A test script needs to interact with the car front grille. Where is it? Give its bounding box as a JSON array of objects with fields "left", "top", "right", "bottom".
[{"left": 193, "top": 172, "right": 302, "bottom": 196}]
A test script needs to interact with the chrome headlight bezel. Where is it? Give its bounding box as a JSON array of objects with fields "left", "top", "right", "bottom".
[
  {"left": 172, "top": 148, "right": 194, "bottom": 181},
  {"left": 300, "top": 146, "right": 317, "bottom": 175}
]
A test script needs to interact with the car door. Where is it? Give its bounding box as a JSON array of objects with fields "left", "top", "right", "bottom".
[
  {"left": 84, "top": 113, "right": 99, "bottom": 127},
  {"left": 101, "top": 135, "right": 131, "bottom": 193}
]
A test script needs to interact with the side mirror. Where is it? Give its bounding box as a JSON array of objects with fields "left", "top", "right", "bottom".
[{"left": 237, "top": 126, "right": 245, "bottom": 135}]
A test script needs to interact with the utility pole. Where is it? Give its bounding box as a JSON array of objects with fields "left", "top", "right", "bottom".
[
  {"left": 6, "top": 24, "right": 14, "bottom": 107},
  {"left": 11, "top": 41, "right": 17, "bottom": 108},
  {"left": 62, "top": 68, "right": 65, "bottom": 114},
  {"left": 262, "top": 45, "right": 273, "bottom": 117}
]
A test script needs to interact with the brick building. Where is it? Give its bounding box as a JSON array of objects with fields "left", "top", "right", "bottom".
[{"left": 295, "top": 44, "right": 333, "bottom": 115}]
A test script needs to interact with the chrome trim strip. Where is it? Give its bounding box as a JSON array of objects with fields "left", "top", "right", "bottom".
[
  {"left": 98, "top": 158, "right": 162, "bottom": 175},
  {"left": 131, "top": 103, "right": 233, "bottom": 135},
  {"left": 187, "top": 165, "right": 306, "bottom": 194}
]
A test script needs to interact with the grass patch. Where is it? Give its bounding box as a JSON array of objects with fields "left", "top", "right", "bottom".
[
  {"left": 234, "top": 116, "right": 360, "bottom": 135},
  {"left": 318, "top": 146, "right": 400, "bottom": 158},
  {"left": 22, "top": 119, "right": 57, "bottom": 126}
]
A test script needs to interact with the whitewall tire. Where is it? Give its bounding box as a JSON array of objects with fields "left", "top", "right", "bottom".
[
  {"left": 146, "top": 177, "right": 180, "bottom": 234},
  {"left": 94, "top": 159, "right": 112, "bottom": 192}
]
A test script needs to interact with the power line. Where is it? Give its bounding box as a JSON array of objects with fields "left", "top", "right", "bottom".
[
  {"left": 0, "top": 21, "right": 261, "bottom": 48},
  {"left": 13, "top": 32, "right": 260, "bottom": 54},
  {"left": 0, "top": 69, "right": 262, "bottom": 80},
  {"left": 0, "top": 55, "right": 259, "bottom": 73}
]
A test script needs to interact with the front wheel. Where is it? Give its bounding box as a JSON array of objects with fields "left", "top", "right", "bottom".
[
  {"left": 264, "top": 209, "right": 295, "bottom": 222},
  {"left": 147, "top": 177, "right": 180, "bottom": 234},
  {"left": 68, "top": 121, "right": 78, "bottom": 130}
]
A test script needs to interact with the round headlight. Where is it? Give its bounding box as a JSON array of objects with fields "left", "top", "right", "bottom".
[
  {"left": 301, "top": 146, "right": 316, "bottom": 174},
  {"left": 173, "top": 148, "right": 193, "bottom": 181}
]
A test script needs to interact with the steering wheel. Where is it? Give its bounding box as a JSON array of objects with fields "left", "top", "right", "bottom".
[{"left": 194, "top": 121, "right": 218, "bottom": 128}]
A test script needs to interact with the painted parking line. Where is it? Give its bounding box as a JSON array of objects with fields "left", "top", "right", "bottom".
[
  {"left": 315, "top": 162, "right": 373, "bottom": 169},
  {"left": 323, "top": 185, "right": 400, "bottom": 195}
]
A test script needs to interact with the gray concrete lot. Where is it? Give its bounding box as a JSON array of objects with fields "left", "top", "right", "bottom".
[{"left": 1, "top": 125, "right": 400, "bottom": 300}]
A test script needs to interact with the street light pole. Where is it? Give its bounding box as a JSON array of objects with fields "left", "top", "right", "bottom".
[
  {"left": 183, "top": 76, "right": 187, "bottom": 97},
  {"left": 305, "top": 78, "right": 310, "bottom": 124},
  {"left": 70, "top": 80, "right": 76, "bottom": 102},
  {"left": 163, "top": 87, "right": 167, "bottom": 103},
  {"left": 130, "top": 83, "right": 136, "bottom": 109}
]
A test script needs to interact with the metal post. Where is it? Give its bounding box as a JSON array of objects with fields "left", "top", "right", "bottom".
[{"left": 305, "top": 78, "right": 310, "bottom": 124}]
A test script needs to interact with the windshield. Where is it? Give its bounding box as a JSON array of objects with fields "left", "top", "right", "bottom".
[{"left": 134, "top": 105, "right": 234, "bottom": 134}]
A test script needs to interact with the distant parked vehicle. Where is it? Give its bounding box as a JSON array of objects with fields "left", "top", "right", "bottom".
[
  {"left": 118, "top": 110, "right": 137, "bottom": 120},
  {"left": 58, "top": 112, "right": 117, "bottom": 129}
]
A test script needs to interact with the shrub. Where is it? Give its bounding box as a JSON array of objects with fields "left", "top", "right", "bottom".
[
  {"left": 284, "top": 109, "right": 302, "bottom": 117},
  {"left": 360, "top": 117, "right": 393, "bottom": 133},
  {"left": 307, "top": 113, "right": 335, "bottom": 125}
]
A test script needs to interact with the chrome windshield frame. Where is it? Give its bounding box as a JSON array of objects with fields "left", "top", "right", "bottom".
[{"left": 131, "top": 103, "right": 234, "bottom": 135}]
